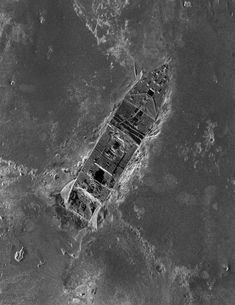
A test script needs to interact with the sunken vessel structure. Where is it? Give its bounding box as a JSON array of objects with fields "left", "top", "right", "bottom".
[{"left": 57, "top": 63, "right": 170, "bottom": 230}]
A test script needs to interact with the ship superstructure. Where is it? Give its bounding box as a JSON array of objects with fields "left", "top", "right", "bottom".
[{"left": 59, "top": 63, "right": 169, "bottom": 229}]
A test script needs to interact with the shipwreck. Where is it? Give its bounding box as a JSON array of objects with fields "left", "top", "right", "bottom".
[{"left": 57, "top": 63, "right": 170, "bottom": 230}]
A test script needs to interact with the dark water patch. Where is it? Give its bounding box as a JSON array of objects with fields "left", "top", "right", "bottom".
[
  {"left": 103, "top": 247, "right": 139, "bottom": 285},
  {"left": 175, "top": 23, "right": 233, "bottom": 123},
  {"left": 121, "top": 0, "right": 153, "bottom": 26},
  {"left": 121, "top": 188, "right": 204, "bottom": 267},
  {"left": 14, "top": 0, "right": 107, "bottom": 119},
  {"left": 75, "top": 223, "right": 153, "bottom": 305},
  {"left": 155, "top": 22, "right": 234, "bottom": 187}
]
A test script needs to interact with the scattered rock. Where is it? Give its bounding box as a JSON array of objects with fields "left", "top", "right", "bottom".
[
  {"left": 183, "top": 1, "right": 192, "bottom": 8},
  {"left": 14, "top": 247, "right": 24, "bottom": 263},
  {"left": 37, "top": 260, "right": 45, "bottom": 268}
]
